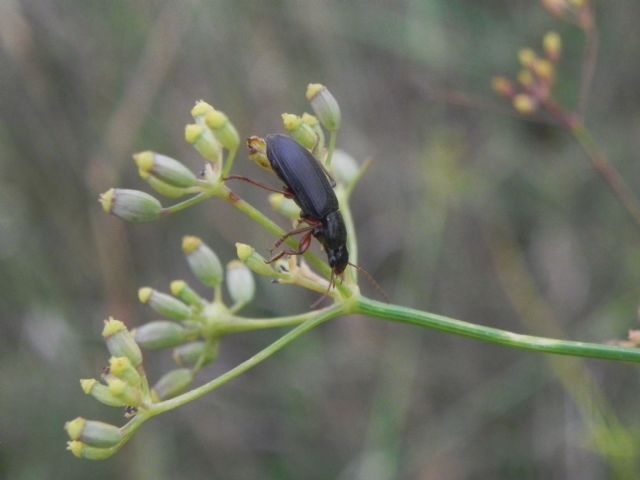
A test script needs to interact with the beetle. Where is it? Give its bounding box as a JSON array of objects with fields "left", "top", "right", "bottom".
[
  {"left": 265, "top": 134, "right": 349, "bottom": 275},
  {"left": 228, "top": 134, "right": 349, "bottom": 276}
]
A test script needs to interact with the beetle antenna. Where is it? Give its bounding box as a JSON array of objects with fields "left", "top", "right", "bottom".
[
  {"left": 309, "top": 271, "right": 336, "bottom": 309},
  {"left": 348, "top": 262, "right": 389, "bottom": 302}
]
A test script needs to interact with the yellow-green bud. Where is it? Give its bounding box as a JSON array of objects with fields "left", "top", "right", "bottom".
[
  {"left": 107, "top": 377, "right": 142, "bottom": 406},
  {"left": 139, "top": 170, "right": 188, "bottom": 199},
  {"left": 268, "top": 193, "right": 301, "bottom": 221},
  {"left": 65, "top": 417, "right": 123, "bottom": 448},
  {"left": 99, "top": 189, "right": 162, "bottom": 223},
  {"left": 133, "top": 151, "right": 197, "bottom": 188},
  {"left": 226, "top": 260, "right": 255, "bottom": 305},
  {"left": 282, "top": 113, "right": 318, "bottom": 150},
  {"left": 246, "top": 136, "right": 272, "bottom": 171},
  {"left": 235, "top": 242, "right": 281, "bottom": 278},
  {"left": 151, "top": 368, "right": 194, "bottom": 401},
  {"left": 330, "top": 150, "right": 359, "bottom": 185},
  {"left": 80, "top": 378, "right": 126, "bottom": 407},
  {"left": 67, "top": 440, "right": 114, "bottom": 460},
  {"left": 101, "top": 317, "right": 143, "bottom": 367},
  {"left": 491, "top": 76, "right": 514, "bottom": 97},
  {"left": 170, "top": 280, "right": 205, "bottom": 309},
  {"left": 182, "top": 236, "right": 223, "bottom": 288},
  {"left": 138, "top": 287, "right": 192, "bottom": 321},
  {"left": 205, "top": 109, "right": 240, "bottom": 151},
  {"left": 518, "top": 48, "right": 537, "bottom": 68},
  {"left": 172, "top": 340, "right": 219, "bottom": 367},
  {"left": 513, "top": 94, "right": 537, "bottom": 114},
  {"left": 543, "top": 31, "right": 562, "bottom": 61},
  {"left": 306, "top": 83, "right": 341, "bottom": 131},
  {"left": 185, "top": 123, "right": 222, "bottom": 165},
  {"left": 302, "top": 112, "right": 325, "bottom": 154},
  {"left": 191, "top": 100, "right": 214, "bottom": 123},
  {"left": 108, "top": 356, "right": 141, "bottom": 386},
  {"left": 517, "top": 70, "right": 534, "bottom": 87},
  {"left": 134, "top": 320, "right": 198, "bottom": 349}
]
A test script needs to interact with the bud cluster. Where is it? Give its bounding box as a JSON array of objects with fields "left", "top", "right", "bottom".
[{"left": 492, "top": 31, "right": 563, "bottom": 115}]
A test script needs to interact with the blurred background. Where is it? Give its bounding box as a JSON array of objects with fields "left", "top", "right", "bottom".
[{"left": 2, "top": 0, "right": 640, "bottom": 478}]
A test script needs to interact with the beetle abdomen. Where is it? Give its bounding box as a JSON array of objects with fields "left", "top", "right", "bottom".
[{"left": 265, "top": 134, "right": 338, "bottom": 219}]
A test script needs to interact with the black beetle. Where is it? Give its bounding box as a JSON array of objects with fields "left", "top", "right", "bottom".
[{"left": 264, "top": 134, "right": 349, "bottom": 275}]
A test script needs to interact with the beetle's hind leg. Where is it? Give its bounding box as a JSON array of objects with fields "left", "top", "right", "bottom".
[{"left": 267, "top": 229, "right": 315, "bottom": 264}]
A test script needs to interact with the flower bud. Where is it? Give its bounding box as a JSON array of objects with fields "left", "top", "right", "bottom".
[
  {"left": 517, "top": 70, "right": 534, "bottom": 88},
  {"left": 282, "top": 113, "right": 318, "bottom": 150},
  {"left": 99, "top": 189, "right": 162, "bottom": 223},
  {"left": 268, "top": 193, "right": 301, "bottom": 221},
  {"left": 512, "top": 94, "right": 537, "bottom": 114},
  {"left": 330, "top": 150, "right": 359, "bottom": 184},
  {"left": 151, "top": 368, "right": 194, "bottom": 401},
  {"left": 138, "top": 287, "right": 192, "bottom": 321},
  {"left": 226, "top": 260, "right": 255, "bottom": 305},
  {"left": 108, "top": 356, "right": 141, "bottom": 386},
  {"left": 306, "top": 83, "right": 341, "bottom": 131},
  {"left": 107, "top": 377, "right": 142, "bottom": 406},
  {"left": 182, "top": 236, "right": 223, "bottom": 288},
  {"left": 172, "top": 340, "right": 219, "bottom": 367},
  {"left": 65, "top": 417, "right": 123, "bottom": 448},
  {"left": 134, "top": 151, "right": 197, "bottom": 188},
  {"left": 67, "top": 441, "right": 114, "bottom": 460},
  {"left": 246, "top": 136, "right": 272, "bottom": 171},
  {"left": 491, "top": 76, "right": 514, "bottom": 97},
  {"left": 518, "top": 48, "right": 537, "bottom": 68},
  {"left": 191, "top": 100, "right": 214, "bottom": 124},
  {"left": 170, "top": 280, "right": 205, "bottom": 309},
  {"left": 185, "top": 123, "right": 222, "bottom": 165},
  {"left": 139, "top": 170, "right": 188, "bottom": 199},
  {"left": 543, "top": 31, "right": 562, "bottom": 61},
  {"left": 102, "top": 317, "right": 143, "bottom": 367},
  {"left": 236, "top": 242, "right": 281, "bottom": 278},
  {"left": 80, "top": 378, "right": 126, "bottom": 407},
  {"left": 532, "top": 59, "right": 554, "bottom": 83},
  {"left": 133, "top": 320, "right": 198, "bottom": 349},
  {"left": 541, "top": 0, "right": 567, "bottom": 16},
  {"left": 205, "top": 109, "right": 240, "bottom": 152}
]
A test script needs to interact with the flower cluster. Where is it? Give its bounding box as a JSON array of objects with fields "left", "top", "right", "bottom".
[{"left": 70, "top": 84, "right": 369, "bottom": 459}]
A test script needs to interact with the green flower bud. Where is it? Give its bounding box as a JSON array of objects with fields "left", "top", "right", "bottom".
[
  {"left": 133, "top": 320, "right": 198, "bottom": 349},
  {"left": 191, "top": 100, "right": 214, "bottom": 124},
  {"left": 226, "top": 260, "right": 255, "bottom": 305},
  {"left": 182, "top": 236, "right": 223, "bottom": 288},
  {"left": 281, "top": 113, "right": 318, "bottom": 150},
  {"left": 80, "top": 378, "right": 126, "bottom": 407},
  {"left": 108, "top": 356, "right": 141, "bottom": 386},
  {"left": 173, "top": 340, "right": 219, "bottom": 367},
  {"left": 107, "top": 377, "right": 142, "bottom": 406},
  {"left": 139, "top": 169, "right": 188, "bottom": 199},
  {"left": 170, "top": 280, "right": 206, "bottom": 309},
  {"left": 330, "top": 150, "right": 359, "bottom": 184},
  {"left": 65, "top": 417, "right": 123, "bottom": 448},
  {"left": 205, "top": 109, "right": 240, "bottom": 151},
  {"left": 133, "top": 151, "right": 197, "bottom": 188},
  {"left": 185, "top": 124, "right": 222, "bottom": 165},
  {"left": 306, "top": 83, "right": 341, "bottom": 131},
  {"left": 302, "top": 113, "right": 325, "bottom": 154},
  {"left": 99, "top": 189, "right": 162, "bottom": 223},
  {"left": 268, "top": 193, "right": 301, "bottom": 221},
  {"left": 101, "top": 317, "right": 143, "bottom": 367},
  {"left": 151, "top": 368, "right": 194, "bottom": 401},
  {"left": 138, "top": 287, "right": 192, "bottom": 321},
  {"left": 246, "top": 136, "right": 272, "bottom": 171},
  {"left": 67, "top": 440, "right": 114, "bottom": 460},
  {"left": 236, "top": 242, "right": 281, "bottom": 278}
]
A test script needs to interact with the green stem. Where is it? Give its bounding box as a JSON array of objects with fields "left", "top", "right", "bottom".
[
  {"left": 161, "top": 192, "right": 212, "bottom": 216},
  {"left": 337, "top": 187, "right": 358, "bottom": 285},
  {"left": 219, "top": 307, "right": 336, "bottom": 334},
  {"left": 222, "top": 146, "right": 238, "bottom": 178},
  {"left": 325, "top": 130, "right": 338, "bottom": 168},
  {"left": 151, "top": 305, "right": 345, "bottom": 413},
  {"left": 356, "top": 297, "right": 640, "bottom": 364}
]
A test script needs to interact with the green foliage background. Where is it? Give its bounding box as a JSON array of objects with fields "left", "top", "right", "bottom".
[{"left": 2, "top": 1, "right": 640, "bottom": 478}]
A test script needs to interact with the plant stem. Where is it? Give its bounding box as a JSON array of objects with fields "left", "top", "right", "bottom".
[
  {"left": 326, "top": 130, "right": 338, "bottom": 168},
  {"left": 355, "top": 297, "right": 640, "bottom": 364},
  {"left": 152, "top": 305, "right": 346, "bottom": 413},
  {"left": 161, "top": 192, "right": 212, "bottom": 215},
  {"left": 570, "top": 120, "right": 640, "bottom": 229},
  {"left": 220, "top": 307, "right": 335, "bottom": 334}
]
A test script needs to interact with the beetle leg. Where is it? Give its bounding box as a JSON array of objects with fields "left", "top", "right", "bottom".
[
  {"left": 267, "top": 230, "right": 314, "bottom": 263},
  {"left": 224, "top": 175, "right": 289, "bottom": 195}
]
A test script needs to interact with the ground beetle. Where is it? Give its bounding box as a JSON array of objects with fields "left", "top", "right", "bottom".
[{"left": 228, "top": 134, "right": 349, "bottom": 277}]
